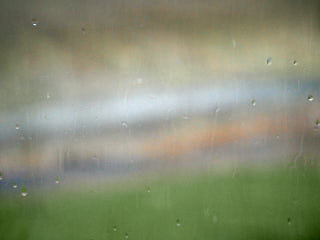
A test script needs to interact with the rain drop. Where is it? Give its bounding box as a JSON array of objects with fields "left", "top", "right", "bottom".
[
  {"left": 307, "top": 95, "right": 314, "bottom": 102},
  {"left": 147, "top": 187, "right": 151, "bottom": 193},
  {"left": 125, "top": 233, "right": 129, "bottom": 239},
  {"left": 46, "top": 92, "right": 51, "bottom": 99},
  {"left": 293, "top": 60, "right": 298, "bottom": 66},
  {"left": 136, "top": 78, "right": 143, "bottom": 85},
  {"left": 0, "top": 172, "right": 3, "bottom": 181},
  {"left": 203, "top": 208, "right": 210, "bottom": 217},
  {"left": 315, "top": 119, "right": 320, "bottom": 128},
  {"left": 15, "top": 124, "right": 20, "bottom": 130},
  {"left": 121, "top": 121, "right": 128, "bottom": 128},
  {"left": 31, "top": 18, "right": 38, "bottom": 27},
  {"left": 113, "top": 226, "right": 117, "bottom": 232},
  {"left": 55, "top": 177, "right": 60, "bottom": 184},
  {"left": 212, "top": 214, "right": 218, "bottom": 223},
  {"left": 148, "top": 95, "right": 157, "bottom": 100},
  {"left": 251, "top": 98, "right": 256, "bottom": 106},
  {"left": 81, "top": 27, "right": 86, "bottom": 35},
  {"left": 176, "top": 219, "right": 181, "bottom": 227},
  {"left": 21, "top": 186, "right": 28, "bottom": 197},
  {"left": 267, "top": 57, "right": 272, "bottom": 65},
  {"left": 287, "top": 217, "right": 291, "bottom": 225},
  {"left": 232, "top": 39, "right": 236, "bottom": 48},
  {"left": 13, "top": 182, "right": 18, "bottom": 189}
]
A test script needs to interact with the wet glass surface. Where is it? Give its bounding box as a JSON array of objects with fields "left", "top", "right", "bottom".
[{"left": 0, "top": 0, "right": 320, "bottom": 239}]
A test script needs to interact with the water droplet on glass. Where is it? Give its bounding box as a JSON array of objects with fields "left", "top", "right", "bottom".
[
  {"left": 267, "top": 57, "right": 272, "bottom": 65},
  {"left": 307, "top": 95, "right": 314, "bottom": 102},
  {"left": 293, "top": 60, "right": 298, "bottom": 66},
  {"left": 251, "top": 99, "right": 256, "bottom": 106},
  {"left": 31, "top": 18, "right": 38, "bottom": 27},
  {"left": 125, "top": 233, "right": 129, "bottom": 239},
  {"left": 55, "top": 177, "right": 60, "bottom": 184},
  {"left": 232, "top": 39, "right": 236, "bottom": 48},
  {"left": 276, "top": 135, "right": 280, "bottom": 139},
  {"left": 0, "top": 172, "right": 3, "bottom": 181},
  {"left": 13, "top": 182, "right": 18, "bottom": 188},
  {"left": 176, "top": 219, "right": 181, "bottom": 227},
  {"left": 81, "top": 27, "right": 86, "bottom": 35},
  {"left": 212, "top": 214, "right": 218, "bottom": 223},
  {"left": 215, "top": 107, "right": 220, "bottom": 113},
  {"left": 21, "top": 186, "right": 28, "bottom": 197},
  {"left": 46, "top": 92, "right": 51, "bottom": 99},
  {"left": 315, "top": 119, "right": 320, "bottom": 128},
  {"left": 148, "top": 95, "right": 157, "bottom": 100},
  {"left": 21, "top": 192, "right": 28, "bottom": 197},
  {"left": 204, "top": 208, "right": 210, "bottom": 217},
  {"left": 136, "top": 78, "right": 143, "bottom": 85},
  {"left": 113, "top": 226, "right": 117, "bottom": 232},
  {"left": 287, "top": 217, "right": 291, "bottom": 225},
  {"left": 121, "top": 121, "right": 128, "bottom": 128},
  {"left": 15, "top": 124, "right": 20, "bottom": 130},
  {"left": 147, "top": 187, "right": 151, "bottom": 193}
]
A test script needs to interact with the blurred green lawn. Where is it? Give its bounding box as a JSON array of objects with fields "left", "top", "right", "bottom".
[{"left": 1, "top": 167, "right": 320, "bottom": 240}]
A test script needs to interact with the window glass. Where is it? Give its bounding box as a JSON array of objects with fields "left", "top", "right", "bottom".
[{"left": 0, "top": 1, "right": 320, "bottom": 239}]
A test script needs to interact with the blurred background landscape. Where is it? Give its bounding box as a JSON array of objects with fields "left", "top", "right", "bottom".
[{"left": 0, "top": 0, "right": 320, "bottom": 239}]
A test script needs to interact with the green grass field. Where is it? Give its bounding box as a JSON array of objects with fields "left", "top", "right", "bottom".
[{"left": 1, "top": 166, "right": 320, "bottom": 240}]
